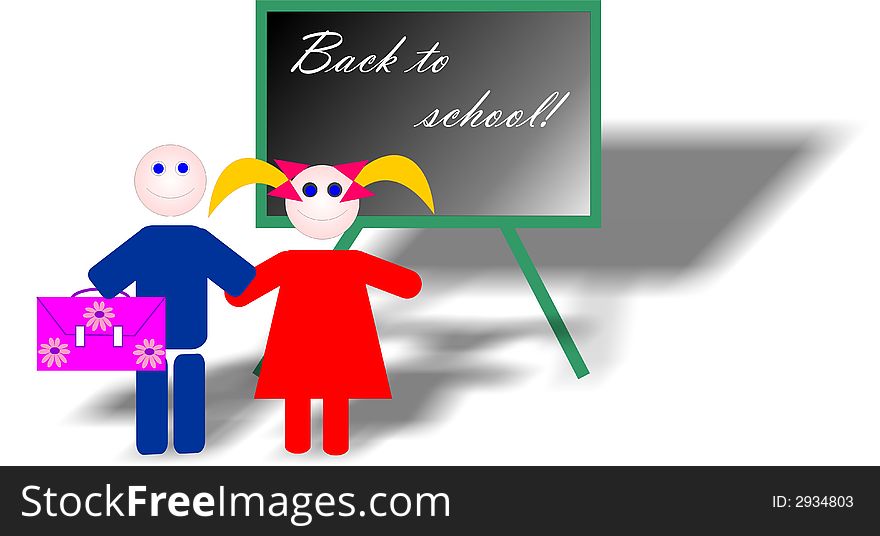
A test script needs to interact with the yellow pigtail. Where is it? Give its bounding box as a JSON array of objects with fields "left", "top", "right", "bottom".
[{"left": 355, "top": 155, "right": 435, "bottom": 214}]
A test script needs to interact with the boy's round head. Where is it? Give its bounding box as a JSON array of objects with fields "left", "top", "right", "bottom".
[{"left": 134, "top": 145, "right": 207, "bottom": 216}]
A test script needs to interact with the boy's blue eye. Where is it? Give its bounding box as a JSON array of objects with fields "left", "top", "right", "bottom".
[
  {"left": 176, "top": 161, "right": 189, "bottom": 175},
  {"left": 302, "top": 182, "right": 318, "bottom": 197},
  {"left": 151, "top": 162, "right": 165, "bottom": 175},
  {"left": 327, "top": 182, "right": 343, "bottom": 197}
]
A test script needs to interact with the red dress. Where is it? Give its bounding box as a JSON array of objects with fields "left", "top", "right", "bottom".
[{"left": 226, "top": 250, "right": 421, "bottom": 400}]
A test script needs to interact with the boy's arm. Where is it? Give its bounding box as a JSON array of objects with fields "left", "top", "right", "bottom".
[
  {"left": 88, "top": 229, "right": 143, "bottom": 298},
  {"left": 201, "top": 229, "right": 257, "bottom": 297}
]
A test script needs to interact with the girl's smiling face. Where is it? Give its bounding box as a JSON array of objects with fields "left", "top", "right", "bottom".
[{"left": 285, "top": 165, "right": 360, "bottom": 239}]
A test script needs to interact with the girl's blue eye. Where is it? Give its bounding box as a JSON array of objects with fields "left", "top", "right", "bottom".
[
  {"left": 151, "top": 162, "right": 165, "bottom": 175},
  {"left": 176, "top": 161, "right": 189, "bottom": 175},
  {"left": 327, "top": 182, "right": 343, "bottom": 197},
  {"left": 302, "top": 182, "right": 318, "bottom": 197}
]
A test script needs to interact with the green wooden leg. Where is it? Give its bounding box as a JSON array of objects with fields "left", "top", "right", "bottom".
[
  {"left": 253, "top": 222, "right": 364, "bottom": 377},
  {"left": 501, "top": 227, "right": 589, "bottom": 378},
  {"left": 334, "top": 220, "right": 364, "bottom": 251}
]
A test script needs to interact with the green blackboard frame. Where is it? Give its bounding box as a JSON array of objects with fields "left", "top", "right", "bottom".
[{"left": 255, "top": 0, "right": 602, "bottom": 230}]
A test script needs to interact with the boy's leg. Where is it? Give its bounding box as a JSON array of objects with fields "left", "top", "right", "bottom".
[
  {"left": 285, "top": 398, "right": 311, "bottom": 454},
  {"left": 323, "top": 398, "right": 350, "bottom": 456},
  {"left": 173, "top": 353, "right": 206, "bottom": 454},
  {"left": 136, "top": 368, "right": 168, "bottom": 455}
]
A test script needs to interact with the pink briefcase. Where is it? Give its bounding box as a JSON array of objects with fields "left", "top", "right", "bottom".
[{"left": 36, "top": 288, "right": 166, "bottom": 371}]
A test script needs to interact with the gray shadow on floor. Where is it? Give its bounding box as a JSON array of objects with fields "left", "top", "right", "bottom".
[
  {"left": 347, "top": 361, "right": 520, "bottom": 450},
  {"left": 350, "top": 319, "right": 595, "bottom": 451},
  {"left": 73, "top": 355, "right": 269, "bottom": 451},
  {"left": 202, "top": 357, "right": 263, "bottom": 448},
  {"left": 265, "top": 318, "right": 553, "bottom": 458},
  {"left": 266, "top": 363, "right": 523, "bottom": 459}
]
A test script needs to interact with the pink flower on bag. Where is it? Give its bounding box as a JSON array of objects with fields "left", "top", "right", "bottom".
[
  {"left": 39, "top": 337, "right": 70, "bottom": 368},
  {"left": 134, "top": 339, "right": 165, "bottom": 369},
  {"left": 83, "top": 301, "right": 115, "bottom": 331}
]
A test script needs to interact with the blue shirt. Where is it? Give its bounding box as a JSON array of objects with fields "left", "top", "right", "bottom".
[{"left": 89, "top": 225, "right": 256, "bottom": 350}]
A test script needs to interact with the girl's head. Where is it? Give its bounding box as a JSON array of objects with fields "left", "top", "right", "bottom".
[
  {"left": 209, "top": 155, "right": 434, "bottom": 240},
  {"left": 272, "top": 164, "right": 366, "bottom": 239}
]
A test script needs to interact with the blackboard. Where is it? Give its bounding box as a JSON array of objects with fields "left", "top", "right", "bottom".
[{"left": 256, "top": 0, "right": 601, "bottom": 229}]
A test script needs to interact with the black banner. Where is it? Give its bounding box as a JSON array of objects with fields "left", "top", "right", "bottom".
[{"left": 1, "top": 467, "right": 876, "bottom": 532}]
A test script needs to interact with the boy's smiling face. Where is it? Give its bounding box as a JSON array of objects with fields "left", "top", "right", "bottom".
[
  {"left": 284, "top": 165, "right": 360, "bottom": 240},
  {"left": 134, "top": 145, "right": 207, "bottom": 216}
]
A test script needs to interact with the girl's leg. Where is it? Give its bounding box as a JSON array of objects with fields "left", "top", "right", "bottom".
[
  {"left": 285, "top": 398, "right": 311, "bottom": 454},
  {"left": 323, "top": 398, "right": 350, "bottom": 455}
]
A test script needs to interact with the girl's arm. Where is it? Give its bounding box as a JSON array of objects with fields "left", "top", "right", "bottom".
[
  {"left": 358, "top": 251, "right": 422, "bottom": 299},
  {"left": 225, "top": 252, "right": 287, "bottom": 307}
]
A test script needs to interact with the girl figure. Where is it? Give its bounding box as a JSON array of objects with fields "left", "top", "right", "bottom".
[{"left": 209, "top": 156, "right": 434, "bottom": 455}]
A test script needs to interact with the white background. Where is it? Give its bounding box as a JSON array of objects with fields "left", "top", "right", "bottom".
[{"left": 0, "top": 0, "right": 878, "bottom": 465}]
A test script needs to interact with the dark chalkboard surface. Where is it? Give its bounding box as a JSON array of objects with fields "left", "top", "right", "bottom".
[{"left": 256, "top": 1, "right": 601, "bottom": 228}]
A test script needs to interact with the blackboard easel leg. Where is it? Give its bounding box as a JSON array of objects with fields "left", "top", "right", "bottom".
[
  {"left": 501, "top": 227, "right": 589, "bottom": 379},
  {"left": 334, "top": 221, "right": 364, "bottom": 251}
]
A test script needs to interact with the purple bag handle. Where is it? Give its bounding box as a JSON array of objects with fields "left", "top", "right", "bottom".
[{"left": 71, "top": 287, "right": 131, "bottom": 298}]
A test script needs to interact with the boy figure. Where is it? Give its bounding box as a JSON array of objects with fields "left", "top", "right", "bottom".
[{"left": 89, "top": 145, "right": 255, "bottom": 455}]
